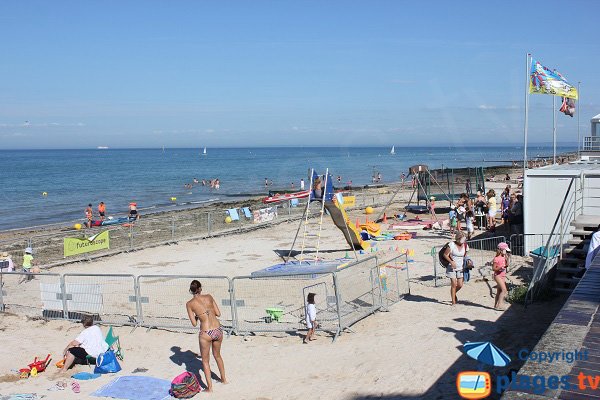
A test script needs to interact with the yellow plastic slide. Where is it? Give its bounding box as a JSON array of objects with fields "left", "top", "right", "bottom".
[{"left": 323, "top": 198, "right": 370, "bottom": 251}]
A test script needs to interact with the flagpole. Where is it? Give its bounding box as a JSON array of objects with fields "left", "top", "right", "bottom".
[
  {"left": 553, "top": 95, "right": 557, "bottom": 163},
  {"left": 524, "top": 53, "right": 530, "bottom": 174},
  {"left": 577, "top": 82, "right": 581, "bottom": 158}
]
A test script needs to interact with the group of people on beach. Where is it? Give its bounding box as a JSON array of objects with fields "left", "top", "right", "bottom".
[
  {"left": 83, "top": 201, "right": 140, "bottom": 228},
  {"left": 445, "top": 185, "right": 523, "bottom": 237},
  {"left": 442, "top": 232, "right": 511, "bottom": 310},
  {"left": 0, "top": 247, "right": 36, "bottom": 282}
]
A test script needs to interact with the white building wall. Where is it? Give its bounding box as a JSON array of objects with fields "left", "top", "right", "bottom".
[{"left": 524, "top": 174, "right": 573, "bottom": 250}]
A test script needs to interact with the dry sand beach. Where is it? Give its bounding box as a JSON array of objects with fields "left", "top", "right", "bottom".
[{"left": 0, "top": 172, "right": 565, "bottom": 399}]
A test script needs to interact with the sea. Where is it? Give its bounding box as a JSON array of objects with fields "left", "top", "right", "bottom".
[{"left": 0, "top": 145, "right": 575, "bottom": 231}]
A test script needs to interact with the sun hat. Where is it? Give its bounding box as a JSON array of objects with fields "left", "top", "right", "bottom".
[
  {"left": 497, "top": 242, "right": 511, "bottom": 252},
  {"left": 430, "top": 196, "right": 435, "bottom": 200},
  {"left": 25, "top": 247, "right": 32, "bottom": 254}
]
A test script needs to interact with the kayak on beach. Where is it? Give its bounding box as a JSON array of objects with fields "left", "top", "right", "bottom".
[
  {"left": 262, "top": 190, "right": 311, "bottom": 204},
  {"left": 89, "top": 217, "right": 132, "bottom": 227}
]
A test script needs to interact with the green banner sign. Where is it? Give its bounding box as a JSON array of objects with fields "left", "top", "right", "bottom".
[{"left": 64, "top": 230, "right": 110, "bottom": 257}]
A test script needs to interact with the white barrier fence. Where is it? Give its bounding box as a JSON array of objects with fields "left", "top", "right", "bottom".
[{"left": 0, "top": 255, "right": 410, "bottom": 340}]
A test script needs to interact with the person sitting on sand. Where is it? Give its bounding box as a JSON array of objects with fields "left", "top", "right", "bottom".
[
  {"left": 186, "top": 280, "right": 227, "bottom": 392},
  {"left": 493, "top": 242, "right": 511, "bottom": 310},
  {"left": 60, "top": 315, "right": 108, "bottom": 372},
  {"left": 443, "top": 232, "right": 468, "bottom": 306},
  {"left": 304, "top": 292, "right": 318, "bottom": 343}
]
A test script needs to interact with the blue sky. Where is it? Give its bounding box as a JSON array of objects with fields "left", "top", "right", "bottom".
[{"left": 0, "top": 0, "right": 598, "bottom": 149}]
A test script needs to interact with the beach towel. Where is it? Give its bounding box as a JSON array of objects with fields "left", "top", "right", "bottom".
[
  {"left": 92, "top": 376, "right": 171, "bottom": 400},
  {"left": 0, "top": 395, "right": 41, "bottom": 400},
  {"left": 227, "top": 208, "right": 240, "bottom": 221},
  {"left": 241, "top": 207, "right": 252, "bottom": 218}
]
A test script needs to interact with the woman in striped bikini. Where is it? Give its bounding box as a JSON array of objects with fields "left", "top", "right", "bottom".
[{"left": 186, "top": 280, "right": 227, "bottom": 392}]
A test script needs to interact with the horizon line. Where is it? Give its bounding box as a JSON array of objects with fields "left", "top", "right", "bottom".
[{"left": 0, "top": 143, "right": 579, "bottom": 151}]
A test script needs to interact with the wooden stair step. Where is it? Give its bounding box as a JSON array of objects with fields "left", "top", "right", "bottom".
[
  {"left": 560, "top": 257, "right": 585, "bottom": 266},
  {"left": 554, "top": 276, "right": 581, "bottom": 284},
  {"left": 563, "top": 248, "right": 588, "bottom": 257},
  {"left": 556, "top": 265, "right": 585, "bottom": 274},
  {"left": 570, "top": 229, "right": 593, "bottom": 237},
  {"left": 567, "top": 238, "right": 589, "bottom": 246}
]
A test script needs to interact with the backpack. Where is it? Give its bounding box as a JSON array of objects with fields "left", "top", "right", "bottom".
[{"left": 438, "top": 242, "right": 451, "bottom": 268}]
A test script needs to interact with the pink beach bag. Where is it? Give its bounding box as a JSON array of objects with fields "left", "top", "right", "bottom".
[{"left": 169, "top": 371, "right": 202, "bottom": 398}]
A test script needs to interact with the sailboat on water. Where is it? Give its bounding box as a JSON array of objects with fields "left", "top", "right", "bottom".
[
  {"left": 390, "top": 145, "right": 395, "bottom": 155},
  {"left": 202, "top": 147, "right": 207, "bottom": 156}
]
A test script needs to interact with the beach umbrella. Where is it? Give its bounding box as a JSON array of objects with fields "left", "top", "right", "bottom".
[{"left": 463, "top": 341, "right": 511, "bottom": 367}]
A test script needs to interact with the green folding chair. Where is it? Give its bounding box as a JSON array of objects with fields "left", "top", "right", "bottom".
[{"left": 105, "top": 326, "right": 124, "bottom": 361}]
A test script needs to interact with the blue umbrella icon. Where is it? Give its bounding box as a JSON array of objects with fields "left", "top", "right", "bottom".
[{"left": 463, "top": 341, "right": 511, "bottom": 367}]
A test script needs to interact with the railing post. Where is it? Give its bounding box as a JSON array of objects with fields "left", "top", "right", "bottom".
[
  {"left": 405, "top": 252, "right": 411, "bottom": 295},
  {"left": 60, "top": 274, "right": 68, "bottom": 320},
  {"left": 135, "top": 276, "right": 143, "bottom": 326},
  {"left": 129, "top": 224, "right": 133, "bottom": 250},
  {"left": 332, "top": 272, "right": 344, "bottom": 339},
  {"left": 207, "top": 212, "right": 212, "bottom": 237},
  {"left": 171, "top": 216, "right": 175, "bottom": 241},
  {"left": 228, "top": 278, "right": 237, "bottom": 335}
]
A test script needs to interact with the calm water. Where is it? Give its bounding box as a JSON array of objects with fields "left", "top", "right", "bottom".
[{"left": 0, "top": 146, "right": 574, "bottom": 230}]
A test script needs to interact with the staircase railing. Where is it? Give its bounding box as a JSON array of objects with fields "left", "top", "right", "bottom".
[{"left": 525, "top": 178, "right": 577, "bottom": 305}]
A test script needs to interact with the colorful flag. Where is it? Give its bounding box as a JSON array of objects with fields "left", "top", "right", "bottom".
[
  {"left": 529, "top": 58, "right": 578, "bottom": 99},
  {"left": 560, "top": 97, "right": 576, "bottom": 117}
]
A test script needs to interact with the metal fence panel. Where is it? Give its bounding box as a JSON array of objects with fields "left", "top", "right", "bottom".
[
  {"left": 432, "top": 236, "right": 506, "bottom": 287},
  {"left": 62, "top": 274, "right": 138, "bottom": 325},
  {"left": 129, "top": 216, "right": 174, "bottom": 249},
  {"left": 29, "top": 226, "right": 132, "bottom": 265},
  {"left": 137, "top": 275, "right": 233, "bottom": 332},
  {"left": 0, "top": 272, "right": 63, "bottom": 319},
  {"left": 509, "top": 234, "right": 550, "bottom": 257},
  {"left": 231, "top": 272, "right": 338, "bottom": 335},
  {"left": 377, "top": 254, "right": 411, "bottom": 309},
  {"left": 333, "top": 256, "right": 381, "bottom": 330}
]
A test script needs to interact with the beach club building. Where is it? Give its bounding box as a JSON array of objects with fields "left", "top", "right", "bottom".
[{"left": 523, "top": 114, "right": 600, "bottom": 295}]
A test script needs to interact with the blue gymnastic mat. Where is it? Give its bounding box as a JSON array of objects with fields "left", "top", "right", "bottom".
[{"left": 92, "top": 376, "right": 171, "bottom": 400}]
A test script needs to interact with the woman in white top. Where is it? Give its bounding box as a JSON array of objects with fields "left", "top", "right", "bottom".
[
  {"left": 487, "top": 189, "right": 497, "bottom": 232},
  {"left": 443, "top": 231, "right": 469, "bottom": 306},
  {"left": 60, "top": 315, "right": 108, "bottom": 372},
  {"left": 304, "top": 292, "right": 318, "bottom": 344}
]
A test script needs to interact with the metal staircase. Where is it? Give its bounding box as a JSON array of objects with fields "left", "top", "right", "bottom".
[{"left": 552, "top": 215, "right": 600, "bottom": 293}]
